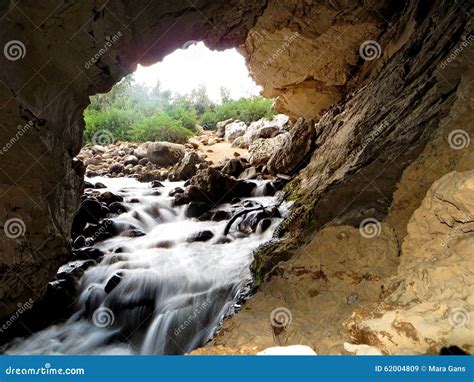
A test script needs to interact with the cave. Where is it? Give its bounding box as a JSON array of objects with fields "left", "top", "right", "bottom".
[{"left": 0, "top": 0, "right": 473, "bottom": 355}]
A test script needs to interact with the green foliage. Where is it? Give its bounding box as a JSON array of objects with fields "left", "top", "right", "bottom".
[
  {"left": 130, "top": 114, "right": 193, "bottom": 143},
  {"left": 200, "top": 97, "right": 276, "bottom": 129},
  {"left": 83, "top": 74, "right": 275, "bottom": 144}
]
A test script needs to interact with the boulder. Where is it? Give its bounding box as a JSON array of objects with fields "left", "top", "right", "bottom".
[
  {"left": 248, "top": 134, "right": 288, "bottom": 167},
  {"left": 222, "top": 158, "right": 247, "bottom": 178},
  {"left": 133, "top": 147, "right": 147, "bottom": 160},
  {"left": 147, "top": 142, "right": 185, "bottom": 166},
  {"left": 123, "top": 155, "right": 138, "bottom": 166},
  {"left": 168, "top": 151, "right": 204, "bottom": 181},
  {"left": 216, "top": 118, "right": 234, "bottom": 138},
  {"left": 109, "top": 163, "right": 124, "bottom": 174},
  {"left": 225, "top": 121, "right": 247, "bottom": 142},
  {"left": 267, "top": 118, "right": 316, "bottom": 175}
]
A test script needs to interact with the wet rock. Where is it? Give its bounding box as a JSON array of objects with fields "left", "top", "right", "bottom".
[
  {"left": 169, "top": 187, "right": 184, "bottom": 197},
  {"left": 84, "top": 181, "right": 94, "bottom": 189},
  {"left": 121, "top": 229, "right": 146, "bottom": 238},
  {"left": 57, "top": 259, "right": 96, "bottom": 281},
  {"left": 99, "top": 191, "right": 124, "bottom": 204},
  {"left": 222, "top": 158, "right": 247, "bottom": 178},
  {"left": 71, "top": 198, "right": 106, "bottom": 238},
  {"left": 124, "top": 155, "right": 138, "bottom": 166},
  {"left": 239, "top": 166, "right": 258, "bottom": 180},
  {"left": 147, "top": 142, "right": 185, "bottom": 166},
  {"left": 150, "top": 180, "right": 164, "bottom": 188},
  {"left": 104, "top": 273, "right": 123, "bottom": 294},
  {"left": 108, "top": 202, "right": 127, "bottom": 215},
  {"left": 186, "top": 201, "right": 210, "bottom": 219},
  {"left": 94, "top": 182, "right": 107, "bottom": 189},
  {"left": 237, "top": 210, "right": 274, "bottom": 234},
  {"left": 212, "top": 210, "right": 232, "bottom": 222},
  {"left": 154, "top": 240, "right": 174, "bottom": 249},
  {"left": 72, "top": 247, "right": 104, "bottom": 260},
  {"left": 73, "top": 235, "right": 86, "bottom": 249},
  {"left": 138, "top": 158, "right": 148, "bottom": 166},
  {"left": 187, "top": 230, "right": 214, "bottom": 243}
]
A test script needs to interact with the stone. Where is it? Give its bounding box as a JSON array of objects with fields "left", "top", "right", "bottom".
[
  {"left": 187, "top": 230, "right": 214, "bottom": 243},
  {"left": 267, "top": 118, "right": 316, "bottom": 175},
  {"left": 222, "top": 158, "right": 247, "bottom": 178},
  {"left": 239, "top": 166, "right": 258, "bottom": 180},
  {"left": 216, "top": 119, "right": 234, "bottom": 138},
  {"left": 168, "top": 151, "right": 204, "bottom": 181},
  {"left": 104, "top": 273, "right": 123, "bottom": 294},
  {"left": 248, "top": 134, "right": 288, "bottom": 167},
  {"left": 123, "top": 155, "right": 138, "bottom": 166},
  {"left": 133, "top": 147, "right": 147, "bottom": 160},
  {"left": 109, "top": 163, "right": 124, "bottom": 174},
  {"left": 147, "top": 142, "right": 185, "bottom": 166},
  {"left": 225, "top": 121, "right": 247, "bottom": 142}
]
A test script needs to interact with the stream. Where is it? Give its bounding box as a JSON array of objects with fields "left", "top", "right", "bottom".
[{"left": 5, "top": 177, "right": 288, "bottom": 355}]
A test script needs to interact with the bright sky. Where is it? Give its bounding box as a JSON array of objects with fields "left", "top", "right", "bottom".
[{"left": 134, "top": 42, "right": 261, "bottom": 102}]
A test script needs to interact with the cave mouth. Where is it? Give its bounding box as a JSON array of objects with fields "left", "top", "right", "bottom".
[{"left": 2, "top": 39, "right": 294, "bottom": 355}]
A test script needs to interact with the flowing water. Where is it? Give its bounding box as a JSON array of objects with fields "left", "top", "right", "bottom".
[{"left": 6, "top": 177, "right": 288, "bottom": 355}]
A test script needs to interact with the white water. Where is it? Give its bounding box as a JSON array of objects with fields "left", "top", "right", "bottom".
[{"left": 6, "top": 177, "right": 288, "bottom": 355}]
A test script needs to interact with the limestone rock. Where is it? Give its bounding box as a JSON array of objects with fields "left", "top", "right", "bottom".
[
  {"left": 345, "top": 171, "right": 474, "bottom": 355},
  {"left": 248, "top": 134, "right": 288, "bottom": 168},
  {"left": 216, "top": 119, "right": 234, "bottom": 138},
  {"left": 225, "top": 121, "right": 247, "bottom": 143},
  {"left": 168, "top": 151, "right": 204, "bottom": 181},
  {"left": 147, "top": 142, "right": 185, "bottom": 167},
  {"left": 267, "top": 119, "right": 316, "bottom": 175}
]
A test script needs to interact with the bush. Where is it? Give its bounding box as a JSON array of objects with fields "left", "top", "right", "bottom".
[
  {"left": 165, "top": 106, "right": 198, "bottom": 131},
  {"left": 199, "top": 97, "right": 276, "bottom": 129},
  {"left": 83, "top": 108, "right": 134, "bottom": 143},
  {"left": 129, "top": 113, "right": 194, "bottom": 143}
]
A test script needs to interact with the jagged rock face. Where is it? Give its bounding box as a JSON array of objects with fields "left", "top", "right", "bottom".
[{"left": 240, "top": 0, "right": 406, "bottom": 119}]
